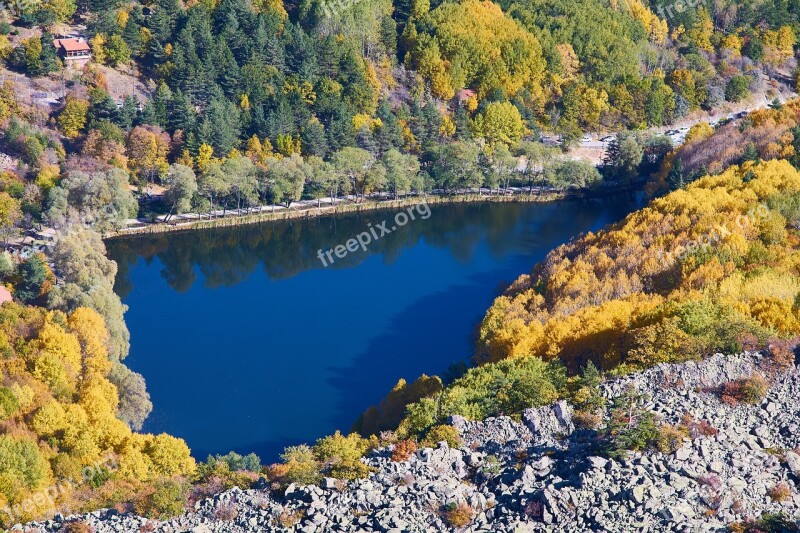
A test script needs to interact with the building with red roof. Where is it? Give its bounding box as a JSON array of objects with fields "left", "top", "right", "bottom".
[{"left": 53, "top": 37, "right": 91, "bottom": 67}]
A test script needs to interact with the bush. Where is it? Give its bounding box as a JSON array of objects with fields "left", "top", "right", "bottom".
[
  {"left": 729, "top": 512, "right": 799, "bottom": 533},
  {"left": 655, "top": 424, "right": 689, "bottom": 454},
  {"left": 681, "top": 413, "right": 719, "bottom": 438},
  {"left": 133, "top": 479, "right": 188, "bottom": 519},
  {"left": 573, "top": 410, "right": 603, "bottom": 429},
  {"left": 422, "top": 425, "right": 462, "bottom": 449},
  {"left": 602, "top": 388, "right": 661, "bottom": 459},
  {"left": 278, "top": 445, "right": 320, "bottom": 486},
  {"left": 769, "top": 482, "right": 791, "bottom": 502},
  {"left": 314, "top": 431, "right": 374, "bottom": 481},
  {"left": 206, "top": 451, "right": 261, "bottom": 472},
  {"left": 768, "top": 338, "right": 798, "bottom": 370},
  {"left": 698, "top": 474, "right": 723, "bottom": 492},
  {"left": 443, "top": 502, "right": 475, "bottom": 528},
  {"left": 391, "top": 439, "right": 417, "bottom": 462},
  {"left": 60, "top": 521, "right": 94, "bottom": 533},
  {"left": 277, "top": 509, "right": 304, "bottom": 528},
  {"left": 214, "top": 502, "right": 238, "bottom": 521},
  {"left": 720, "top": 374, "right": 769, "bottom": 405}
]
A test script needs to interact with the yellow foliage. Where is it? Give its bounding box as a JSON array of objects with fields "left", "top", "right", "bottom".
[
  {"left": 478, "top": 159, "right": 800, "bottom": 370},
  {"left": 144, "top": 434, "right": 196, "bottom": 477}
]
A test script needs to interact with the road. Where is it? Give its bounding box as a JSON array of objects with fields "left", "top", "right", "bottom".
[{"left": 544, "top": 87, "right": 797, "bottom": 163}]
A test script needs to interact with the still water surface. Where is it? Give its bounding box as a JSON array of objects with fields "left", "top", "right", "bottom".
[{"left": 107, "top": 196, "right": 643, "bottom": 460}]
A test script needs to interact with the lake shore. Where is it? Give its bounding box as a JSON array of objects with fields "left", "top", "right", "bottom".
[{"left": 106, "top": 182, "right": 644, "bottom": 240}]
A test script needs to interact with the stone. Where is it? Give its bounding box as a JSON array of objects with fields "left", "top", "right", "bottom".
[
  {"left": 786, "top": 451, "right": 800, "bottom": 478},
  {"left": 630, "top": 485, "right": 647, "bottom": 504},
  {"left": 588, "top": 456, "right": 608, "bottom": 470},
  {"left": 674, "top": 447, "right": 692, "bottom": 461}
]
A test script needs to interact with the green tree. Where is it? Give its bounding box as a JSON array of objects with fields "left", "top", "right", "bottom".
[
  {"left": 725, "top": 75, "right": 750, "bottom": 102},
  {"left": 105, "top": 34, "right": 131, "bottom": 66},
  {"left": 383, "top": 149, "right": 420, "bottom": 199},
  {"left": 164, "top": 164, "right": 197, "bottom": 221},
  {"left": 16, "top": 254, "right": 49, "bottom": 304}
]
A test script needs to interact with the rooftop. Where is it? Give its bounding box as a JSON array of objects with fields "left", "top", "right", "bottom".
[{"left": 53, "top": 37, "right": 91, "bottom": 53}]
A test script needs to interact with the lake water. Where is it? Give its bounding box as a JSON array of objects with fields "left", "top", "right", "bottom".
[{"left": 107, "top": 195, "right": 643, "bottom": 461}]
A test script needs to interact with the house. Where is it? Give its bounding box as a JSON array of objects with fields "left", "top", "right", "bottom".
[
  {"left": 0, "top": 286, "right": 12, "bottom": 306},
  {"left": 455, "top": 89, "right": 476, "bottom": 107},
  {"left": 52, "top": 37, "right": 91, "bottom": 67}
]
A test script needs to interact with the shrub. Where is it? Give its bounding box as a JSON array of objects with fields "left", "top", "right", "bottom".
[
  {"left": 60, "top": 522, "right": 94, "bottom": 533},
  {"left": 391, "top": 439, "right": 417, "bottom": 462},
  {"left": 768, "top": 338, "right": 798, "bottom": 369},
  {"left": 681, "top": 413, "right": 719, "bottom": 438},
  {"left": 573, "top": 410, "right": 603, "bottom": 429},
  {"left": 422, "top": 425, "right": 462, "bottom": 449},
  {"left": 523, "top": 500, "right": 544, "bottom": 521},
  {"left": 214, "top": 502, "right": 238, "bottom": 521},
  {"left": 769, "top": 482, "right": 791, "bottom": 502},
  {"left": 655, "top": 424, "right": 689, "bottom": 454},
  {"left": 279, "top": 445, "right": 321, "bottom": 486},
  {"left": 133, "top": 479, "right": 188, "bottom": 519},
  {"left": 276, "top": 509, "right": 304, "bottom": 528},
  {"left": 602, "top": 388, "right": 661, "bottom": 459},
  {"left": 314, "top": 431, "right": 374, "bottom": 481},
  {"left": 698, "top": 474, "right": 723, "bottom": 492},
  {"left": 207, "top": 451, "right": 261, "bottom": 472},
  {"left": 720, "top": 374, "right": 769, "bottom": 405},
  {"left": 725, "top": 75, "right": 750, "bottom": 102},
  {"left": 443, "top": 502, "right": 475, "bottom": 528},
  {"left": 729, "top": 512, "right": 798, "bottom": 533}
]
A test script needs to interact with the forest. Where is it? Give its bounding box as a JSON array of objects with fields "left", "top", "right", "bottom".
[{"left": 0, "top": 0, "right": 799, "bottom": 524}]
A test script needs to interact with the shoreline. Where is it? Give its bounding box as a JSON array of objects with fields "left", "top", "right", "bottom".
[{"left": 105, "top": 182, "right": 644, "bottom": 240}]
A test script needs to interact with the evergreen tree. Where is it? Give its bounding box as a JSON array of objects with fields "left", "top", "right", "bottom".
[
  {"left": 16, "top": 255, "right": 48, "bottom": 305},
  {"left": 301, "top": 119, "right": 328, "bottom": 158},
  {"left": 454, "top": 106, "right": 472, "bottom": 141},
  {"left": 666, "top": 158, "right": 685, "bottom": 191}
]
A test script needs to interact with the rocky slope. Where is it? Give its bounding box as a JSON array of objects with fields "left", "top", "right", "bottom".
[{"left": 19, "top": 352, "right": 800, "bottom": 532}]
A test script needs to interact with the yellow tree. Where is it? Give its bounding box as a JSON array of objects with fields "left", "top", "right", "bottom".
[
  {"left": 58, "top": 97, "right": 89, "bottom": 139},
  {"left": 472, "top": 101, "right": 526, "bottom": 146},
  {"left": 0, "top": 192, "right": 21, "bottom": 249},
  {"left": 126, "top": 125, "right": 170, "bottom": 185}
]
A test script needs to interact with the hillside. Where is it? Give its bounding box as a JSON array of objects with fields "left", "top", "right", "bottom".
[{"left": 22, "top": 351, "right": 800, "bottom": 531}]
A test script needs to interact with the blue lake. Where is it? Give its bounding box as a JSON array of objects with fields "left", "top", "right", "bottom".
[{"left": 107, "top": 195, "right": 643, "bottom": 461}]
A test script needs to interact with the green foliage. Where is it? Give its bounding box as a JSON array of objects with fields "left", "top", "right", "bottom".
[
  {"left": 398, "top": 356, "right": 564, "bottom": 436},
  {"left": 15, "top": 253, "right": 51, "bottom": 305},
  {"left": 313, "top": 431, "right": 372, "bottom": 479},
  {"left": 279, "top": 445, "right": 321, "bottom": 486},
  {"left": 356, "top": 374, "right": 442, "bottom": 436},
  {"left": 207, "top": 452, "right": 261, "bottom": 473},
  {"left": 421, "top": 425, "right": 462, "bottom": 448},
  {"left": 0, "top": 435, "right": 48, "bottom": 497},
  {"left": 134, "top": 479, "right": 188, "bottom": 519},
  {"left": 602, "top": 388, "right": 661, "bottom": 459},
  {"left": 0, "top": 386, "right": 19, "bottom": 420},
  {"left": 725, "top": 76, "right": 751, "bottom": 103}
]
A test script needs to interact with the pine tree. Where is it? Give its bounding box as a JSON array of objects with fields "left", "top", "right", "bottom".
[
  {"left": 301, "top": 119, "right": 328, "bottom": 158},
  {"left": 666, "top": 158, "right": 685, "bottom": 191},
  {"left": 454, "top": 106, "right": 472, "bottom": 141}
]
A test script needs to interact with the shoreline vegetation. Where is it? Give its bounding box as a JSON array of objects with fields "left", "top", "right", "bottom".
[{"left": 107, "top": 181, "right": 645, "bottom": 239}]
